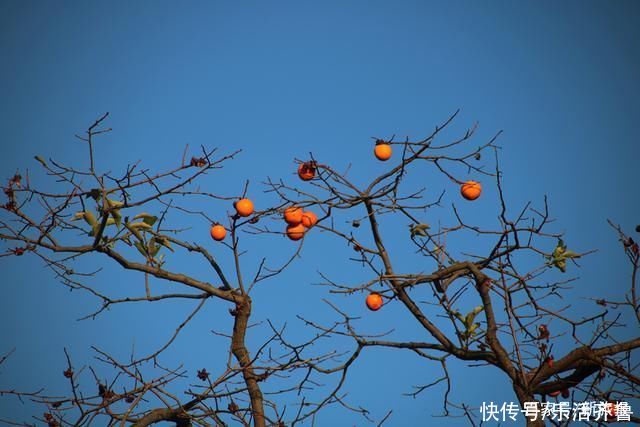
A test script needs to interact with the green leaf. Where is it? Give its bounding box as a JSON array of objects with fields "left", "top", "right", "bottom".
[
  {"left": 34, "top": 155, "right": 47, "bottom": 167},
  {"left": 134, "top": 213, "right": 157, "bottom": 227},
  {"left": 83, "top": 211, "right": 98, "bottom": 227},
  {"left": 71, "top": 212, "right": 85, "bottom": 221},
  {"left": 149, "top": 240, "right": 160, "bottom": 257},
  {"left": 464, "top": 306, "right": 484, "bottom": 328},
  {"left": 409, "top": 223, "right": 430, "bottom": 237},
  {"left": 106, "top": 198, "right": 124, "bottom": 209},
  {"left": 562, "top": 250, "right": 580, "bottom": 259},
  {"left": 125, "top": 223, "right": 144, "bottom": 242},
  {"left": 89, "top": 223, "right": 102, "bottom": 237},
  {"left": 111, "top": 209, "right": 122, "bottom": 229},
  {"left": 464, "top": 313, "right": 474, "bottom": 328},
  {"left": 128, "top": 221, "right": 152, "bottom": 230},
  {"left": 143, "top": 216, "right": 157, "bottom": 227},
  {"left": 548, "top": 239, "right": 580, "bottom": 272},
  {"left": 153, "top": 236, "right": 174, "bottom": 252},
  {"left": 552, "top": 240, "right": 566, "bottom": 257},
  {"left": 134, "top": 241, "right": 147, "bottom": 257}
]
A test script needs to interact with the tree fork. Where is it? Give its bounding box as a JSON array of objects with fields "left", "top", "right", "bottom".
[{"left": 510, "top": 385, "right": 545, "bottom": 427}]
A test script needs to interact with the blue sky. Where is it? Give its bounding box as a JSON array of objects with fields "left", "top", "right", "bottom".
[{"left": 1, "top": 1, "right": 639, "bottom": 425}]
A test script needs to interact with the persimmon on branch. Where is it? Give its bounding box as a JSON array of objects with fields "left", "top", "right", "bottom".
[
  {"left": 0, "top": 113, "right": 345, "bottom": 427},
  {"left": 1, "top": 111, "right": 638, "bottom": 427},
  {"left": 262, "top": 111, "right": 639, "bottom": 426}
]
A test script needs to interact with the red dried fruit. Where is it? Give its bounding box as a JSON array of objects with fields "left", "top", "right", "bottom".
[
  {"left": 197, "top": 368, "right": 209, "bottom": 381},
  {"left": 9, "top": 174, "right": 21, "bottom": 187},
  {"left": 297, "top": 162, "right": 316, "bottom": 181},
  {"left": 545, "top": 356, "right": 554, "bottom": 368},
  {"left": 538, "top": 325, "right": 550, "bottom": 341},
  {"left": 190, "top": 157, "right": 207, "bottom": 167}
]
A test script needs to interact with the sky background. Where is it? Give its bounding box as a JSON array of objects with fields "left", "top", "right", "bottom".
[{"left": 1, "top": 1, "right": 639, "bottom": 425}]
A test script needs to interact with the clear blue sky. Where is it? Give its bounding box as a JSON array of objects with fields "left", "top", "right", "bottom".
[{"left": 1, "top": 1, "right": 639, "bottom": 425}]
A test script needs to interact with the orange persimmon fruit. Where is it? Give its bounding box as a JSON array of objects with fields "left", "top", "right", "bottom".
[
  {"left": 301, "top": 211, "right": 318, "bottom": 228},
  {"left": 284, "top": 206, "right": 303, "bottom": 225},
  {"left": 286, "top": 223, "right": 305, "bottom": 241},
  {"left": 210, "top": 224, "right": 226, "bottom": 241},
  {"left": 460, "top": 180, "right": 482, "bottom": 201},
  {"left": 374, "top": 143, "right": 392, "bottom": 161},
  {"left": 365, "top": 293, "right": 383, "bottom": 311},
  {"left": 297, "top": 162, "right": 316, "bottom": 181},
  {"left": 235, "top": 198, "right": 254, "bottom": 217}
]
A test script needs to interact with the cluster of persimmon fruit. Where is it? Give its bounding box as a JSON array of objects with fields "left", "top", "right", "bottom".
[
  {"left": 209, "top": 198, "right": 255, "bottom": 242},
  {"left": 209, "top": 143, "right": 483, "bottom": 312},
  {"left": 282, "top": 206, "right": 318, "bottom": 240}
]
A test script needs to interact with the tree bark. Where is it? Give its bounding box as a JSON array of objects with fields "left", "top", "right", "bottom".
[
  {"left": 514, "top": 387, "right": 546, "bottom": 427},
  {"left": 231, "top": 296, "right": 266, "bottom": 427}
]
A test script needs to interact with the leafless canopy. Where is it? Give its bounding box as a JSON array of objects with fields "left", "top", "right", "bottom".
[{"left": 1, "top": 112, "right": 638, "bottom": 426}]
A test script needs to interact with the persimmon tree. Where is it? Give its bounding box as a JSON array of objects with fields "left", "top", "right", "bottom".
[{"left": 1, "top": 112, "right": 638, "bottom": 426}]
